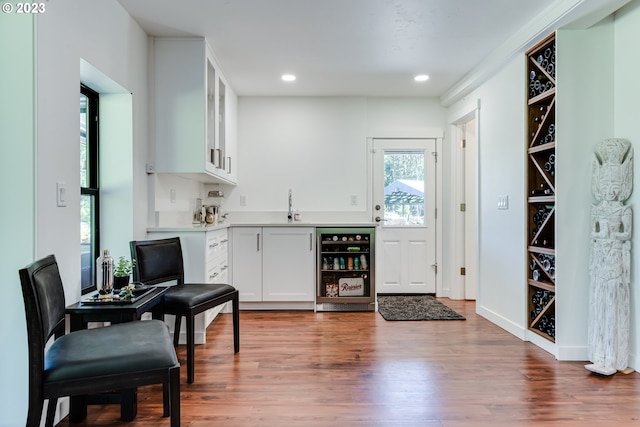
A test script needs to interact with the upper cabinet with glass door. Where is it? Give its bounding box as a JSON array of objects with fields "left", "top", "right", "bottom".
[{"left": 154, "top": 37, "right": 237, "bottom": 185}]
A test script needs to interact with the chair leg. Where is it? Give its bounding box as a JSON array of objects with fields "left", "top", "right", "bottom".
[
  {"left": 120, "top": 388, "right": 137, "bottom": 421},
  {"left": 44, "top": 398, "right": 57, "bottom": 427},
  {"left": 163, "top": 380, "right": 170, "bottom": 417},
  {"left": 69, "top": 395, "right": 87, "bottom": 422},
  {"left": 170, "top": 366, "right": 181, "bottom": 427},
  {"left": 26, "top": 398, "right": 45, "bottom": 427},
  {"left": 173, "top": 315, "right": 182, "bottom": 347},
  {"left": 232, "top": 293, "right": 240, "bottom": 353},
  {"left": 186, "top": 313, "right": 195, "bottom": 383}
]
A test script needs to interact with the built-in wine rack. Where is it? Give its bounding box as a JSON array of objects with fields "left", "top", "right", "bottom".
[{"left": 526, "top": 33, "right": 556, "bottom": 342}]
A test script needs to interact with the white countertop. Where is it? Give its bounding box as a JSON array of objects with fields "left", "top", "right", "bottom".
[
  {"left": 231, "top": 222, "right": 376, "bottom": 227},
  {"left": 147, "top": 223, "right": 229, "bottom": 233},
  {"left": 147, "top": 222, "right": 376, "bottom": 232}
]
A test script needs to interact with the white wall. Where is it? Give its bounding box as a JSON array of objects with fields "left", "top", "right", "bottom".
[
  {"left": 232, "top": 97, "right": 368, "bottom": 218},
  {"left": 0, "top": 9, "right": 36, "bottom": 425},
  {"left": 36, "top": 0, "right": 150, "bottom": 300},
  {"left": 448, "top": 59, "right": 529, "bottom": 339},
  {"left": 0, "top": 1, "right": 151, "bottom": 424},
  {"left": 613, "top": 0, "right": 640, "bottom": 369},
  {"left": 555, "top": 19, "right": 615, "bottom": 360}
]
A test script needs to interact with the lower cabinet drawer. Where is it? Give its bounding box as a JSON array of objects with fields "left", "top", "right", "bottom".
[{"left": 206, "top": 256, "right": 229, "bottom": 284}]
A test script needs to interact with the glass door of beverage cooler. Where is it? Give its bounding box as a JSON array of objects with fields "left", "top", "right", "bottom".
[{"left": 316, "top": 227, "right": 375, "bottom": 311}]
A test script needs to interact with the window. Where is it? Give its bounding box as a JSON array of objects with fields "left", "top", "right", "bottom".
[
  {"left": 383, "top": 150, "right": 425, "bottom": 225},
  {"left": 80, "top": 84, "right": 99, "bottom": 294}
]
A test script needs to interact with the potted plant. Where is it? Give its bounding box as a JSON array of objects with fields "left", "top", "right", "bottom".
[{"left": 113, "top": 256, "right": 135, "bottom": 289}]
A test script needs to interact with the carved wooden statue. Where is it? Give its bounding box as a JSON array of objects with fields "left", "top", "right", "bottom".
[{"left": 586, "top": 138, "right": 633, "bottom": 375}]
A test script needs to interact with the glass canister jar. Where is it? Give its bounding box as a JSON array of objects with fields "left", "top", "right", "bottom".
[{"left": 96, "top": 249, "right": 114, "bottom": 293}]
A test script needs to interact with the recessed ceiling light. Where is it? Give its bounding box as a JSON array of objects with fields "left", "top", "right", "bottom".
[
  {"left": 282, "top": 74, "right": 296, "bottom": 82},
  {"left": 414, "top": 74, "right": 429, "bottom": 82}
]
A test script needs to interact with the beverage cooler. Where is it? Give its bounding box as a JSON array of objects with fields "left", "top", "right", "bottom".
[{"left": 316, "top": 227, "right": 375, "bottom": 312}]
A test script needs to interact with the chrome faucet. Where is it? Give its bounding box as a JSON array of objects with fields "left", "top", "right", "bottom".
[{"left": 287, "top": 189, "right": 293, "bottom": 223}]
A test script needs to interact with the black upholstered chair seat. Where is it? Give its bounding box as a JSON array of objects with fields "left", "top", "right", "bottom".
[
  {"left": 45, "top": 320, "right": 177, "bottom": 384},
  {"left": 162, "top": 284, "right": 236, "bottom": 309}
]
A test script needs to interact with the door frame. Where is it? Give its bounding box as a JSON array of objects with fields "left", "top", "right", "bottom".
[
  {"left": 366, "top": 128, "right": 444, "bottom": 296},
  {"left": 448, "top": 100, "right": 480, "bottom": 300}
]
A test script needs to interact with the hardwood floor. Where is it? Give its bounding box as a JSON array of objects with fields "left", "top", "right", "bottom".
[{"left": 57, "top": 299, "right": 640, "bottom": 426}]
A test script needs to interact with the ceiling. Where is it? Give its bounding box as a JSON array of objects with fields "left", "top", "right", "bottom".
[{"left": 116, "top": 0, "right": 610, "bottom": 99}]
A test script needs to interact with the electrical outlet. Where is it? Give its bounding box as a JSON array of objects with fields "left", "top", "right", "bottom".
[
  {"left": 350, "top": 195, "right": 358, "bottom": 206},
  {"left": 170, "top": 189, "right": 176, "bottom": 204},
  {"left": 239, "top": 195, "right": 247, "bottom": 206}
]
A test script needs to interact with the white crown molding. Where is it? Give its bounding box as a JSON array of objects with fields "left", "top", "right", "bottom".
[{"left": 440, "top": 0, "right": 631, "bottom": 107}]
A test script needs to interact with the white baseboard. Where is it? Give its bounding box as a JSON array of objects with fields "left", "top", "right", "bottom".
[
  {"left": 476, "top": 303, "right": 527, "bottom": 340},
  {"left": 239, "top": 301, "right": 314, "bottom": 310}
]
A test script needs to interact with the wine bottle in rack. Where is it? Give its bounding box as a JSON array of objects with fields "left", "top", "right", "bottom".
[
  {"left": 544, "top": 153, "right": 555, "bottom": 177},
  {"left": 530, "top": 183, "right": 552, "bottom": 196}
]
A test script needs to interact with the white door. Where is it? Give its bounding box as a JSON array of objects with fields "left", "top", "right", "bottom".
[
  {"left": 372, "top": 138, "right": 437, "bottom": 294},
  {"left": 451, "top": 110, "right": 478, "bottom": 301},
  {"left": 463, "top": 119, "right": 477, "bottom": 300}
]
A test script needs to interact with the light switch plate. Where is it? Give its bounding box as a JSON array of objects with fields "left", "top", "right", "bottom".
[
  {"left": 497, "top": 194, "right": 509, "bottom": 210},
  {"left": 56, "top": 182, "right": 67, "bottom": 207}
]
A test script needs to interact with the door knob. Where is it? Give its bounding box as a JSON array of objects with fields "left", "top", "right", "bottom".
[{"left": 375, "top": 216, "right": 381, "bottom": 222}]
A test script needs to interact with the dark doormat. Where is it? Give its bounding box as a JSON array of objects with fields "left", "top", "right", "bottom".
[{"left": 377, "top": 294, "right": 466, "bottom": 321}]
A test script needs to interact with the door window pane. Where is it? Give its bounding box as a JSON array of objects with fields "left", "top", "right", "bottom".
[{"left": 383, "top": 151, "right": 425, "bottom": 225}]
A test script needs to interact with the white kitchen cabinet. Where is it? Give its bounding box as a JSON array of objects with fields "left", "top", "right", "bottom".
[
  {"left": 147, "top": 227, "right": 230, "bottom": 343},
  {"left": 222, "top": 75, "right": 238, "bottom": 183},
  {"left": 154, "top": 37, "right": 237, "bottom": 185},
  {"left": 205, "top": 227, "right": 230, "bottom": 284},
  {"left": 231, "top": 227, "right": 316, "bottom": 308},
  {"left": 230, "top": 227, "right": 263, "bottom": 301}
]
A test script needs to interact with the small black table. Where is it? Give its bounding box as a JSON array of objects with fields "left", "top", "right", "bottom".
[
  {"left": 65, "top": 286, "right": 169, "bottom": 422},
  {"left": 66, "top": 286, "right": 168, "bottom": 331}
]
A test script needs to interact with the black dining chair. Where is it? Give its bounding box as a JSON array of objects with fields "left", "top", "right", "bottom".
[
  {"left": 18, "top": 254, "right": 181, "bottom": 427},
  {"left": 130, "top": 237, "right": 239, "bottom": 383}
]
